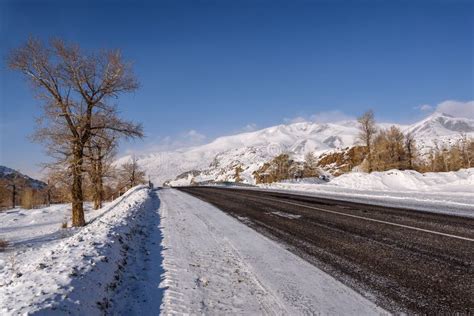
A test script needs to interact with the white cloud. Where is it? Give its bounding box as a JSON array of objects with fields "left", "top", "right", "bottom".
[
  {"left": 241, "top": 123, "right": 258, "bottom": 132},
  {"left": 123, "top": 129, "right": 207, "bottom": 154},
  {"left": 185, "top": 129, "right": 207, "bottom": 143},
  {"left": 283, "top": 116, "right": 307, "bottom": 124},
  {"left": 309, "top": 110, "right": 354, "bottom": 123},
  {"left": 285, "top": 110, "right": 354, "bottom": 124},
  {"left": 435, "top": 100, "right": 474, "bottom": 119},
  {"left": 415, "top": 104, "right": 434, "bottom": 112}
]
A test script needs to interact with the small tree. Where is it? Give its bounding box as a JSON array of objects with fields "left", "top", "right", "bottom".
[
  {"left": 357, "top": 110, "right": 377, "bottom": 172},
  {"left": 459, "top": 133, "right": 473, "bottom": 168},
  {"left": 21, "top": 188, "right": 40, "bottom": 209},
  {"left": 404, "top": 133, "right": 417, "bottom": 170},
  {"left": 234, "top": 166, "right": 243, "bottom": 183},
  {"left": 385, "top": 126, "right": 406, "bottom": 169},
  {"left": 85, "top": 128, "right": 118, "bottom": 209},
  {"left": 4, "top": 173, "right": 20, "bottom": 209},
  {"left": 303, "top": 152, "right": 319, "bottom": 177},
  {"left": 45, "top": 167, "right": 73, "bottom": 203},
  {"left": 8, "top": 38, "right": 143, "bottom": 226},
  {"left": 119, "top": 156, "right": 146, "bottom": 189}
]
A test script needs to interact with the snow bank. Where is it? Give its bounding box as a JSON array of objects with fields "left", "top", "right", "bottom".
[
  {"left": 330, "top": 168, "right": 474, "bottom": 193},
  {"left": 0, "top": 186, "right": 154, "bottom": 315},
  {"left": 261, "top": 169, "right": 474, "bottom": 217},
  {"left": 158, "top": 189, "right": 386, "bottom": 315}
]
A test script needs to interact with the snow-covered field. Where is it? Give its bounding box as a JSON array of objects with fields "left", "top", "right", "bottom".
[
  {"left": 1, "top": 202, "right": 100, "bottom": 249},
  {"left": 0, "top": 185, "right": 161, "bottom": 315},
  {"left": 159, "top": 188, "right": 386, "bottom": 315},
  {"left": 260, "top": 168, "right": 474, "bottom": 218}
]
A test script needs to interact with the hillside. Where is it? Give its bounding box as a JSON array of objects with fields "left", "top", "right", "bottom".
[
  {"left": 0, "top": 166, "right": 46, "bottom": 190},
  {"left": 118, "top": 113, "right": 474, "bottom": 186},
  {"left": 0, "top": 166, "right": 47, "bottom": 209}
]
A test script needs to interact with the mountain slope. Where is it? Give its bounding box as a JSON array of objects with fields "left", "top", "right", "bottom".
[
  {"left": 117, "top": 121, "right": 366, "bottom": 185},
  {"left": 0, "top": 166, "right": 46, "bottom": 190},
  {"left": 406, "top": 112, "right": 474, "bottom": 138}
]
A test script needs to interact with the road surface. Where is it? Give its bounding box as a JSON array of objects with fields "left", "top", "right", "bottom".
[{"left": 178, "top": 186, "right": 474, "bottom": 314}]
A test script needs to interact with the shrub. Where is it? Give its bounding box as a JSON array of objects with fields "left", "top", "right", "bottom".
[
  {"left": 0, "top": 239, "right": 9, "bottom": 252},
  {"left": 61, "top": 218, "right": 68, "bottom": 229},
  {"left": 20, "top": 188, "right": 41, "bottom": 209}
]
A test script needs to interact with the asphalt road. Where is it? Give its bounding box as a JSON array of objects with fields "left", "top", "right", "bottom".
[{"left": 177, "top": 186, "right": 474, "bottom": 314}]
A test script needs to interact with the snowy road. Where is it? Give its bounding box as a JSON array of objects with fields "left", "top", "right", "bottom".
[
  {"left": 159, "top": 188, "right": 385, "bottom": 315},
  {"left": 179, "top": 186, "right": 474, "bottom": 314}
]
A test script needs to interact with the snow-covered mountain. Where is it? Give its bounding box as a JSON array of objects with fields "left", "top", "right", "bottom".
[
  {"left": 406, "top": 112, "right": 474, "bottom": 138},
  {"left": 117, "top": 113, "right": 474, "bottom": 186},
  {"left": 116, "top": 122, "right": 365, "bottom": 185},
  {"left": 404, "top": 112, "right": 474, "bottom": 152},
  {"left": 0, "top": 166, "right": 47, "bottom": 189}
]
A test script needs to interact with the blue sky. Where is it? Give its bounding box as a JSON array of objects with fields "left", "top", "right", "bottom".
[{"left": 0, "top": 0, "right": 473, "bottom": 177}]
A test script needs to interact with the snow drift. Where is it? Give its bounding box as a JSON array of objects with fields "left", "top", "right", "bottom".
[
  {"left": 330, "top": 168, "right": 474, "bottom": 193},
  {"left": 0, "top": 186, "right": 156, "bottom": 315}
]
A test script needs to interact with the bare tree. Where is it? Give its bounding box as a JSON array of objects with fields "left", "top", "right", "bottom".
[
  {"left": 119, "top": 156, "right": 146, "bottom": 190},
  {"left": 459, "top": 133, "right": 473, "bottom": 168},
  {"left": 303, "top": 152, "right": 319, "bottom": 177},
  {"left": 404, "top": 133, "right": 417, "bottom": 170},
  {"left": 357, "top": 110, "right": 377, "bottom": 172},
  {"left": 234, "top": 165, "right": 243, "bottom": 183},
  {"left": 8, "top": 38, "right": 143, "bottom": 226},
  {"left": 5, "top": 174, "right": 19, "bottom": 209},
  {"left": 385, "top": 126, "right": 405, "bottom": 168},
  {"left": 85, "top": 128, "right": 117, "bottom": 210}
]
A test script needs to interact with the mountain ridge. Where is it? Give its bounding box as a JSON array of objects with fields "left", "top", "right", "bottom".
[{"left": 0, "top": 166, "right": 47, "bottom": 190}]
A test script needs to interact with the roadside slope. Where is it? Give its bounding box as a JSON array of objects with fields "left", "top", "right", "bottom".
[{"left": 0, "top": 186, "right": 159, "bottom": 315}]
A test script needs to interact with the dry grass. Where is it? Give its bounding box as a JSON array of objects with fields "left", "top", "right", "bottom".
[{"left": 0, "top": 239, "right": 9, "bottom": 252}]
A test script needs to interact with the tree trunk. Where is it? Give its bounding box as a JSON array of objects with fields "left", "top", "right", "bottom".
[
  {"left": 93, "top": 158, "right": 103, "bottom": 210},
  {"left": 366, "top": 141, "right": 373, "bottom": 173},
  {"left": 407, "top": 147, "right": 413, "bottom": 169},
  {"left": 71, "top": 146, "right": 86, "bottom": 227},
  {"left": 12, "top": 184, "right": 16, "bottom": 208}
]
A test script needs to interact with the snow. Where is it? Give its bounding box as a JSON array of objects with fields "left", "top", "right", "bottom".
[
  {"left": 260, "top": 168, "right": 474, "bottom": 218},
  {"left": 0, "top": 165, "right": 15, "bottom": 176},
  {"left": 270, "top": 211, "right": 302, "bottom": 219},
  {"left": 158, "top": 188, "right": 386, "bottom": 315},
  {"left": 405, "top": 112, "right": 474, "bottom": 138},
  {"left": 0, "top": 185, "right": 160, "bottom": 315},
  {"left": 330, "top": 168, "right": 474, "bottom": 193},
  {"left": 1, "top": 202, "right": 101, "bottom": 248}
]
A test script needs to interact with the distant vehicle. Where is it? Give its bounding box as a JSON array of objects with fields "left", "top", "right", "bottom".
[{"left": 319, "top": 175, "right": 330, "bottom": 182}]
